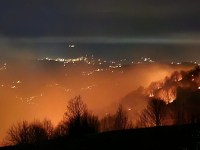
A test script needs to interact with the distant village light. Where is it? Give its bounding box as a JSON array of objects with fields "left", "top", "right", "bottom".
[{"left": 69, "top": 45, "right": 75, "bottom": 48}]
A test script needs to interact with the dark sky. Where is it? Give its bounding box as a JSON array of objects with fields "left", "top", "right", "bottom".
[{"left": 0, "top": 0, "right": 200, "bottom": 62}]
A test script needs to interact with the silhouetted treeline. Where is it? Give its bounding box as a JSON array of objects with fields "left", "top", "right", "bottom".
[{"left": 3, "top": 96, "right": 131, "bottom": 146}]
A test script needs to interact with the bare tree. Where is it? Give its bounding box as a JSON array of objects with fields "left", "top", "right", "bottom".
[
  {"left": 86, "top": 111, "right": 100, "bottom": 133},
  {"left": 5, "top": 120, "right": 30, "bottom": 146},
  {"left": 4, "top": 119, "right": 54, "bottom": 146},
  {"left": 28, "top": 120, "right": 48, "bottom": 144},
  {"left": 65, "top": 95, "right": 87, "bottom": 120},
  {"left": 100, "top": 104, "right": 132, "bottom": 132},
  {"left": 64, "top": 95, "right": 87, "bottom": 135},
  {"left": 53, "top": 120, "right": 68, "bottom": 138},
  {"left": 100, "top": 114, "right": 115, "bottom": 132},
  {"left": 136, "top": 112, "right": 153, "bottom": 128},
  {"left": 114, "top": 104, "right": 129, "bottom": 130},
  {"left": 64, "top": 95, "right": 99, "bottom": 135},
  {"left": 42, "top": 118, "right": 54, "bottom": 139},
  {"left": 137, "top": 98, "right": 167, "bottom": 127}
]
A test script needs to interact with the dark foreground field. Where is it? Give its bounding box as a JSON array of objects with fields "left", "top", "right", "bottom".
[{"left": 1, "top": 123, "right": 200, "bottom": 150}]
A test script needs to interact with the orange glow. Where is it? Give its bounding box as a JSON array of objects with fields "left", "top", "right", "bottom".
[
  {"left": 0, "top": 60, "right": 195, "bottom": 144},
  {"left": 168, "top": 98, "right": 175, "bottom": 104}
]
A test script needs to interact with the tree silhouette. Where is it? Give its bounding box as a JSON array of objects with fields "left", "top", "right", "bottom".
[
  {"left": 5, "top": 120, "right": 30, "bottom": 146},
  {"left": 114, "top": 104, "right": 129, "bottom": 130},
  {"left": 5, "top": 119, "right": 54, "bottom": 146},
  {"left": 100, "top": 114, "right": 115, "bottom": 132},
  {"left": 85, "top": 111, "right": 100, "bottom": 133},
  {"left": 64, "top": 95, "right": 99, "bottom": 136},
  {"left": 28, "top": 120, "right": 48, "bottom": 144},
  {"left": 138, "top": 98, "right": 167, "bottom": 127},
  {"left": 53, "top": 121, "right": 68, "bottom": 138},
  {"left": 42, "top": 118, "right": 54, "bottom": 139}
]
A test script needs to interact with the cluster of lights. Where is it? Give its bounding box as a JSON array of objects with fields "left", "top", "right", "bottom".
[
  {"left": 10, "top": 80, "right": 22, "bottom": 89},
  {"left": 82, "top": 71, "right": 94, "bottom": 76},
  {"left": 40, "top": 55, "right": 150, "bottom": 69},
  {"left": 109, "top": 64, "right": 121, "bottom": 69},
  {"left": 42, "top": 56, "right": 86, "bottom": 64},
  {"left": 0, "top": 63, "right": 6, "bottom": 70},
  {"left": 46, "top": 84, "right": 71, "bottom": 92},
  {"left": 81, "top": 84, "right": 96, "bottom": 90},
  {"left": 95, "top": 69, "right": 104, "bottom": 72},
  {"left": 15, "top": 94, "right": 42, "bottom": 105},
  {"left": 141, "top": 57, "right": 154, "bottom": 63}
]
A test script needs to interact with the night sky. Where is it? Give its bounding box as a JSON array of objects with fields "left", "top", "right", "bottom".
[{"left": 0, "top": 0, "right": 200, "bottom": 62}]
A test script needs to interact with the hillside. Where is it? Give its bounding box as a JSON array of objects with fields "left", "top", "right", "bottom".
[{"left": 1, "top": 123, "right": 200, "bottom": 150}]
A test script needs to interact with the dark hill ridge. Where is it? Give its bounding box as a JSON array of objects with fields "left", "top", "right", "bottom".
[{"left": 1, "top": 123, "right": 200, "bottom": 150}]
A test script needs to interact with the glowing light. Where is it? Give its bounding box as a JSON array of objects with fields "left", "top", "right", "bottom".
[
  {"left": 128, "top": 108, "right": 131, "bottom": 111},
  {"left": 178, "top": 77, "right": 182, "bottom": 82},
  {"left": 110, "top": 65, "right": 118, "bottom": 68},
  {"left": 168, "top": 98, "right": 175, "bottom": 104},
  {"left": 17, "top": 81, "right": 21, "bottom": 84},
  {"left": 198, "top": 87, "right": 200, "bottom": 90},
  {"left": 149, "top": 93, "right": 154, "bottom": 97},
  {"left": 69, "top": 45, "right": 75, "bottom": 48},
  {"left": 0, "top": 65, "right": 6, "bottom": 70},
  {"left": 81, "top": 84, "right": 96, "bottom": 90}
]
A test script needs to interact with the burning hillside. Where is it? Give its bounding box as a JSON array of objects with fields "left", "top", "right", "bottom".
[{"left": 146, "top": 65, "right": 200, "bottom": 104}]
